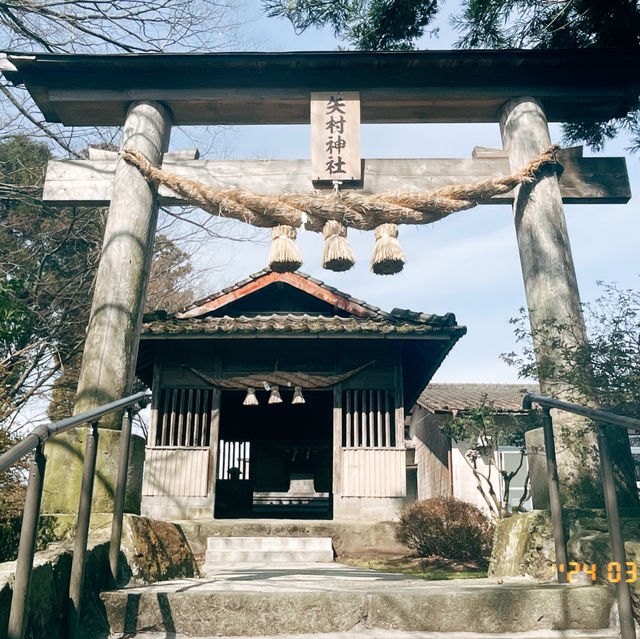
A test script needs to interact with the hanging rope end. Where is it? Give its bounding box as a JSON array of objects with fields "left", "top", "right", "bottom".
[
  {"left": 371, "top": 223, "right": 405, "bottom": 275},
  {"left": 322, "top": 220, "right": 355, "bottom": 272},
  {"left": 268, "top": 224, "right": 303, "bottom": 273}
]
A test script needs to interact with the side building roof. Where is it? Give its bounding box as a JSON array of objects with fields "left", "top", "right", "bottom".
[{"left": 418, "top": 383, "right": 540, "bottom": 414}]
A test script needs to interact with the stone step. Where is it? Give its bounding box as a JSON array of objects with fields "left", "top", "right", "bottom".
[
  {"left": 100, "top": 569, "right": 615, "bottom": 637},
  {"left": 204, "top": 549, "right": 333, "bottom": 564},
  {"left": 203, "top": 536, "right": 334, "bottom": 564},
  {"left": 206, "top": 535, "right": 332, "bottom": 551}
]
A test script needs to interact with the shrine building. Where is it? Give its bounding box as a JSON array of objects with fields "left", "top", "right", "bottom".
[{"left": 135, "top": 269, "right": 466, "bottom": 521}]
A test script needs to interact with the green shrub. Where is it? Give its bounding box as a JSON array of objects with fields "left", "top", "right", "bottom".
[
  {"left": 396, "top": 497, "right": 494, "bottom": 561},
  {"left": 0, "top": 515, "right": 22, "bottom": 562}
]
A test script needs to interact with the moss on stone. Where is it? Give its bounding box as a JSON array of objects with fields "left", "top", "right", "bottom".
[
  {"left": 119, "top": 514, "right": 199, "bottom": 584},
  {"left": 489, "top": 511, "right": 555, "bottom": 580}
]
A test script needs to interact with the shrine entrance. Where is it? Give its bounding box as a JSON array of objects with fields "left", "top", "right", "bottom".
[
  {"left": 215, "top": 390, "right": 333, "bottom": 519},
  {"left": 5, "top": 49, "right": 637, "bottom": 518}
]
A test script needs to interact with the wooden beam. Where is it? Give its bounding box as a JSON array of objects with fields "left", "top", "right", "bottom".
[
  {"left": 88, "top": 148, "right": 199, "bottom": 161},
  {"left": 4, "top": 50, "right": 638, "bottom": 126},
  {"left": 42, "top": 149, "right": 630, "bottom": 207}
]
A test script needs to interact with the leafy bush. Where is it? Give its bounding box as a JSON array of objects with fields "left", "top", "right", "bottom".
[{"left": 396, "top": 497, "right": 494, "bottom": 561}]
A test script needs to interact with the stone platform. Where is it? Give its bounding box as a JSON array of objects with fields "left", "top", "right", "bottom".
[
  {"left": 176, "top": 519, "right": 408, "bottom": 561},
  {"left": 100, "top": 563, "right": 615, "bottom": 637}
]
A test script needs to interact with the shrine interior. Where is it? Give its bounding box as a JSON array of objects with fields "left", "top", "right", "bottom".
[{"left": 215, "top": 390, "right": 333, "bottom": 519}]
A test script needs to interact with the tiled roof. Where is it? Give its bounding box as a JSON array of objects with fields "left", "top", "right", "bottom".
[
  {"left": 142, "top": 313, "right": 464, "bottom": 337},
  {"left": 418, "top": 383, "right": 540, "bottom": 413}
]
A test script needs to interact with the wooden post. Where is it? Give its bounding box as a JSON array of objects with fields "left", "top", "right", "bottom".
[
  {"left": 499, "top": 97, "right": 638, "bottom": 509},
  {"left": 394, "top": 352, "right": 406, "bottom": 497},
  {"left": 208, "top": 357, "right": 222, "bottom": 515},
  {"left": 333, "top": 385, "right": 343, "bottom": 516},
  {"left": 75, "top": 100, "right": 172, "bottom": 421}
]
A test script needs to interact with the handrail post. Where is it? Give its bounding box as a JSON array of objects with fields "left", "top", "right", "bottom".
[
  {"left": 109, "top": 407, "right": 133, "bottom": 587},
  {"left": 597, "top": 426, "right": 635, "bottom": 639},
  {"left": 7, "top": 444, "right": 46, "bottom": 639},
  {"left": 541, "top": 408, "right": 568, "bottom": 583},
  {"left": 68, "top": 421, "right": 99, "bottom": 639}
]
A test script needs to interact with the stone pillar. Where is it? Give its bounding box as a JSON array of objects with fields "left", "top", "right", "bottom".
[
  {"left": 499, "top": 97, "right": 637, "bottom": 510},
  {"left": 42, "top": 101, "right": 172, "bottom": 514}
]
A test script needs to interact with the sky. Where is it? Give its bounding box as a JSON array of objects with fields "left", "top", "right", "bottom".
[{"left": 167, "top": 1, "right": 640, "bottom": 385}]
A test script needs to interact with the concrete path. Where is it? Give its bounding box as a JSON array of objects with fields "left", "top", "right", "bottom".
[{"left": 121, "top": 562, "right": 536, "bottom": 592}]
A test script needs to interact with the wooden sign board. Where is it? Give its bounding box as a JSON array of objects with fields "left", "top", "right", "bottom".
[{"left": 310, "top": 91, "right": 361, "bottom": 182}]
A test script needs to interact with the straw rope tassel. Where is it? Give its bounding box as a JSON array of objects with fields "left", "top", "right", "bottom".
[
  {"left": 371, "top": 223, "right": 405, "bottom": 275},
  {"left": 322, "top": 220, "right": 355, "bottom": 272},
  {"left": 268, "top": 224, "right": 303, "bottom": 272}
]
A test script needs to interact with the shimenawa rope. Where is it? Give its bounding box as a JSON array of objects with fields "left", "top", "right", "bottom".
[{"left": 122, "top": 145, "right": 560, "bottom": 274}]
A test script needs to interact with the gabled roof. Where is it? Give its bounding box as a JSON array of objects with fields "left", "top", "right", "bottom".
[
  {"left": 418, "top": 383, "right": 540, "bottom": 414},
  {"left": 179, "top": 270, "right": 380, "bottom": 319},
  {"left": 176, "top": 270, "right": 452, "bottom": 324},
  {"left": 138, "top": 270, "right": 467, "bottom": 409},
  {"left": 142, "top": 269, "right": 463, "bottom": 339}
]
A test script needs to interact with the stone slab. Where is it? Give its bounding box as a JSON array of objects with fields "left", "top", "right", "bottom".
[
  {"left": 0, "top": 514, "right": 198, "bottom": 639},
  {"left": 204, "top": 550, "right": 333, "bottom": 564},
  {"left": 100, "top": 564, "right": 614, "bottom": 636},
  {"left": 102, "top": 631, "right": 621, "bottom": 639}
]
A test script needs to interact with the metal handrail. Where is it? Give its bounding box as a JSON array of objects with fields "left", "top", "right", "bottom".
[
  {"left": 523, "top": 393, "right": 640, "bottom": 431},
  {"left": 523, "top": 393, "right": 637, "bottom": 639},
  {"left": 3, "top": 390, "right": 150, "bottom": 639},
  {"left": 0, "top": 390, "right": 150, "bottom": 474}
]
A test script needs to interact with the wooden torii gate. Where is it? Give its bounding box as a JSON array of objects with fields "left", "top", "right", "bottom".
[{"left": 1, "top": 49, "right": 638, "bottom": 513}]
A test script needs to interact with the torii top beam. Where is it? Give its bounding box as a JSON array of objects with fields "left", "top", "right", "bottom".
[{"left": 1, "top": 49, "right": 638, "bottom": 126}]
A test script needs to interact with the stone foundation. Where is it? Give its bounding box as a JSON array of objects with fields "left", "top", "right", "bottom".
[
  {"left": 177, "top": 519, "right": 408, "bottom": 560},
  {"left": 333, "top": 496, "right": 404, "bottom": 521},
  {"left": 141, "top": 494, "right": 215, "bottom": 520}
]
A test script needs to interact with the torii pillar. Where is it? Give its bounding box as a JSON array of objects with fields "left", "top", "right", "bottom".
[
  {"left": 41, "top": 101, "right": 172, "bottom": 514},
  {"left": 500, "top": 97, "right": 638, "bottom": 510}
]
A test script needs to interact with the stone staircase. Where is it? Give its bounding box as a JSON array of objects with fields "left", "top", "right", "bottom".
[{"left": 202, "top": 535, "right": 334, "bottom": 569}]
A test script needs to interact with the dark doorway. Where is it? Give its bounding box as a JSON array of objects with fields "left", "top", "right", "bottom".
[{"left": 214, "top": 389, "right": 333, "bottom": 519}]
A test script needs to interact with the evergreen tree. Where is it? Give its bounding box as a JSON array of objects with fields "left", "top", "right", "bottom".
[{"left": 263, "top": 0, "right": 640, "bottom": 151}]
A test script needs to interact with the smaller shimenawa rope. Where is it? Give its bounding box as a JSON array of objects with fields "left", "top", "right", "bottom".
[{"left": 121, "top": 145, "right": 560, "bottom": 233}]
